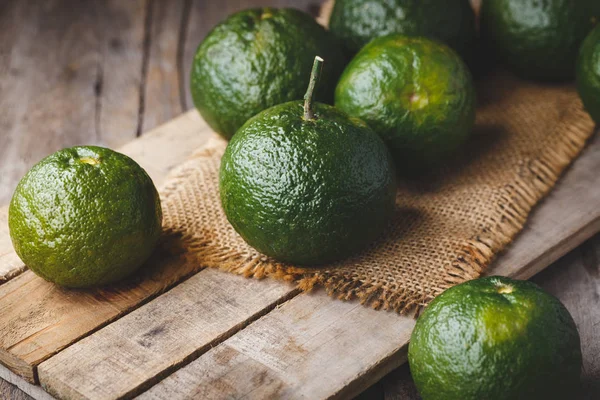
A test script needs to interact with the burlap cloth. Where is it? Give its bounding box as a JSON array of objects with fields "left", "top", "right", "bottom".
[{"left": 158, "top": 4, "right": 597, "bottom": 314}]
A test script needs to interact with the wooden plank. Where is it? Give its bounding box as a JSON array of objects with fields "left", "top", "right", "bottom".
[
  {"left": 0, "top": 0, "right": 148, "bottom": 205},
  {"left": 137, "top": 292, "right": 415, "bottom": 400},
  {"left": 95, "top": 0, "right": 148, "bottom": 147},
  {"left": 118, "top": 110, "right": 210, "bottom": 188},
  {"left": 0, "top": 364, "right": 55, "bottom": 400},
  {"left": 0, "top": 252, "right": 186, "bottom": 383},
  {"left": 141, "top": 0, "right": 186, "bottom": 133},
  {"left": 135, "top": 130, "right": 600, "bottom": 399},
  {"left": 37, "top": 269, "right": 297, "bottom": 400},
  {"left": 533, "top": 235, "right": 600, "bottom": 396}
]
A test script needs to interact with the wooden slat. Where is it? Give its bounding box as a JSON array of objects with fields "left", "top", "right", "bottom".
[
  {"left": 95, "top": 0, "right": 149, "bottom": 147},
  {"left": 0, "top": 0, "right": 147, "bottom": 205},
  {"left": 137, "top": 291, "right": 415, "bottom": 400},
  {"left": 0, "top": 380, "right": 33, "bottom": 400},
  {"left": 539, "top": 236, "right": 600, "bottom": 391},
  {"left": 0, "top": 111, "right": 211, "bottom": 383},
  {"left": 37, "top": 269, "right": 297, "bottom": 400},
  {"left": 141, "top": 0, "right": 187, "bottom": 133},
  {"left": 0, "top": 364, "right": 55, "bottom": 400},
  {"left": 118, "top": 110, "right": 209, "bottom": 187}
]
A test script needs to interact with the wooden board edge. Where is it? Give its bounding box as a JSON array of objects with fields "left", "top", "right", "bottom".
[
  {"left": 329, "top": 343, "right": 410, "bottom": 400},
  {"left": 0, "top": 363, "right": 55, "bottom": 400},
  {"left": 0, "top": 348, "right": 35, "bottom": 384},
  {"left": 506, "top": 215, "right": 600, "bottom": 280},
  {"left": 0, "top": 264, "right": 26, "bottom": 287}
]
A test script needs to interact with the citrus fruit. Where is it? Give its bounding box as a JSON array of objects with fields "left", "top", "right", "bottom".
[
  {"left": 191, "top": 7, "right": 346, "bottom": 140},
  {"left": 329, "top": 0, "right": 476, "bottom": 62},
  {"left": 408, "top": 276, "right": 582, "bottom": 400},
  {"left": 219, "top": 58, "right": 396, "bottom": 265},
  {"left": 577, "top": 24, "right": 600, "bottom": 123},
  {"left": 9, "top": 146, "right": 162, "bottom": 288},
  {"left": 480, "top": 0, "right": 595, "bottom": 80},
  {"left": 334, "top": 35, "right": 476, "bottom": 173}
]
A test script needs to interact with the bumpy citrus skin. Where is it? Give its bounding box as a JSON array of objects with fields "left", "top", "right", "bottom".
[
  {"left": 481, "top": 0, "right": 595, "bottom": 80},
  {"left": 329, "top": 0, "right": 476, "bottom": 62},
  {"left": 220, "top": 102, "right": 397, "bottom": 265},
  {"left": 335, "top": 35, "right": 476, "bottom": 173},
  {"left": 191, "top": 8, "right": 346, "bottom": 140},
  {"left": 9, "top": 146, "right": 162, "bottom": 288},
  {"left": 577, "top": 25, "right": 600, "bottom": 124},
  {"left": 408, "top": 276, "right": 582, "bottom": 400}
]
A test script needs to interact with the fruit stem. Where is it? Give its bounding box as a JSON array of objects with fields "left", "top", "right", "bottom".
[{"left": 303, "top": 56, "right": 324, "bottom": 121}]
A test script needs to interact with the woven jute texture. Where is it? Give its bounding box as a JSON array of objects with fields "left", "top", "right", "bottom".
[{"left": 158, "top": 68, "right": 595, "bottom": 314}]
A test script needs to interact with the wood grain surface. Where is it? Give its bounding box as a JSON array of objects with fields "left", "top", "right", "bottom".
[
  {"left": 0, "top": 0, "right": 148, "bottom": 205},
  {"left": 138, "top": 290, "right": 415, "bottom": 400},
  {"left": 1, "top": 0, "right": 599, "bottom": 399},
  {"left": 38, "top": 269, "right": 297, "bottom": 399}
]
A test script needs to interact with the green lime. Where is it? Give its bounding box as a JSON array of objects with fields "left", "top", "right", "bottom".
[
  {"left": 408, "top": 276, "right": 582, "bottom": 400},
  {"left": 329, "top": 0, "right": 476, "bottom": 62},
  {"left": 9, "top": 146, "right": 162, "bottom": 288},
  {"left": 577, "top": 24, "right": 600, "bottom": 123},
  {"left": 334, "top": 35, "right": 476, "bottom": 173},
  {"left": 480, "top": 0, "right": 595, "bottom": 80},
  {"left": 219, "top": 58, "right": 396, "bottom": 265},
  {"left": 191, "top": 7, "right": 346, "bottom": 140}
]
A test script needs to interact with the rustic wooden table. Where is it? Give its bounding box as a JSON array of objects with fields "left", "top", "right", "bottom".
[{"left": 0, "top": 1, "right": 598, "bottom": 399}]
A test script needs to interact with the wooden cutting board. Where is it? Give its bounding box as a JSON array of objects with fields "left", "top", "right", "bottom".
[{"left": 0, "top": 108, "right": 598, "bottom": 399}]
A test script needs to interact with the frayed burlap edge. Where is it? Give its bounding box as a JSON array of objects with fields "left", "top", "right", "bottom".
[{"left": 158, "top": 102, "right": 595, "bottom": 315}]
